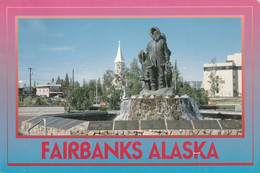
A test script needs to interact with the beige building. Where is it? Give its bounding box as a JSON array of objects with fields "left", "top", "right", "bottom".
[
  {"left": 202, "top": 53, "right": 242, "bottom": 97},
  {"left": 36, "top": 84, "right": 62, "bottom": 97}
]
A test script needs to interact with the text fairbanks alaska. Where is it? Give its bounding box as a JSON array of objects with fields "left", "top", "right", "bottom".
[{"left": 42, "top": 141, "right": 219, "bottom": 160}]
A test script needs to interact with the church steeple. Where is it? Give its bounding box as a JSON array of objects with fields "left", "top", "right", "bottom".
[
  {"left": 114, "top": 41, "right": 125, "bottom": 75},
  {"left": 114, "top": 41, "right": 124, "bottom": 63},
  {"left": 113, "top": 41, "right": 126, "bottom": 99}
]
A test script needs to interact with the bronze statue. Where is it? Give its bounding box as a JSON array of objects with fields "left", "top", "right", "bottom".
[
  {"left": 164, "top": 55, "right": 173, "bottom": 88},
  {"left": 138, "top": 50, "right": 151, "bottom": 90},
  {"left": 139, "top": 27, "right": 172, "bottom": 91}
]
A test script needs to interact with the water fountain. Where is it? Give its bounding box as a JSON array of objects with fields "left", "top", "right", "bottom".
[{"left": 116, "top": 27, "right": 203, "bottom": 121}]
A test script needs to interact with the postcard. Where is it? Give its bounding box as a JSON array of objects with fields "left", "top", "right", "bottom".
[{"left": 0, "top": 0, "right": 259, "bottom": 172}]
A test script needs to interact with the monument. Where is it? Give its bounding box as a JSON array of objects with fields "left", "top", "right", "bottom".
[
  {"left": 139, "top": 27, "right": 174, "bottom": 95},
  {"left": 116, "top": 27, "right": 203, "bottom": 121}
]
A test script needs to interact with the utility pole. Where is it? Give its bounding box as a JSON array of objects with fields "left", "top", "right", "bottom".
[
  {"left": 28, "top": 67, "right": 33, "bottom": 96},
  {"left": 72, "top": 69, "right": 74, "bottom": 90},
  {"left": 96, "top": 79, "right": 98, "bottom": 105}
]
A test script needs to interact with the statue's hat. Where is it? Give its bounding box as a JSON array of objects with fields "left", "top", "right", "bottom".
[{"left": 150, "top": 27, "right": 161, "bottom": 40}]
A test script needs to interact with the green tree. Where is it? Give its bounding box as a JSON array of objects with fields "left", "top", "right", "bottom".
[
  {"left": 125, "top": 58, "right": 142, "bottom": 96},
  {"left": 56, "top": 75, "right": 63, "bottom": 85},
  {"left": 83, "top": 79, "right": 86, "bottom": 86},
  {"left": 108, "top": 89, "right": 121, "bottom": 110},
  {"left": 102, "top": 70, "right": 115, "bottom": 97},
  {"left": 102, "top": 69, "right": 121, "bottom": 110},
  {"left": 56, "top": 73, "right": 71, "bottom": 97},
  {"left": 172, "top": 60, "right": 209, "bottom": 107},
  {"left": 64, "top": 73, "right": 70, "bottom": 96},
  {"left": 88, "top": 79, "right": 97, "bottom": 102},
  {"left": 35, "top": 97, "right": 46, "bottom": 105},
  {"left": 65, "top": 73, "right": 69, "bottom": 86},
  {"left": 56, "top": 75, "right": 64, "bottom": 96},
  {"left": 67, "top": 84, "right": 93, "bottom": 111},
  {"left": 179, "top": 82, "right": 209, "bottom": 107},
  {"left": 208, "top": 71, "right": 225, "bottom": 97},
  {"left": 74, "top": 81, "right": 80, "bottom": 89},
  {"left": 97, "top": 78, "right": 102, "bottom": 96},
  {"left": 172, "top": 60, "right": 182, "bottom": 93}
]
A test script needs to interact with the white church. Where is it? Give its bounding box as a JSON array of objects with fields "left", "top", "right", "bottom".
[
  {"left": 113, "top": 41, "right": 126, "bottom": 92},
  {"left": 114, "top": 41, "right": 125, "bottom": 77}
]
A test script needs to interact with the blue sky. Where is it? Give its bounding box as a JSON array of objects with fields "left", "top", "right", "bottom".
[{"left": 18, "top": 18, "right": 241, "bottom": 86}]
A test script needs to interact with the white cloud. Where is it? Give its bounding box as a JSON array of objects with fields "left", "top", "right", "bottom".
[
  {"left": 40, "top": 46, "right": 75, "bottom": 51},
  {"left": 24, "top": 19, "right": 46, "bottom": 33},
  {"left": 75, "top": 69, "right": 103, "bottom": 85}
]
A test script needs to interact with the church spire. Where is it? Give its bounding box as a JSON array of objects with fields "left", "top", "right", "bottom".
[
  {"left": 114, "top": 40, "right": 124, "bottom": 63},
  {"left": 113, "top": 41, "right": 126, "bottom": 96}
]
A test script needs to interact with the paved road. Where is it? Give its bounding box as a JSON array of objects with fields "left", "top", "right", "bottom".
[
  {"left": 19, "top": 107, "right": 65, "bottom": 116},
  {"left": 200, "top": 109, "right": 242, "bottom": 115}
]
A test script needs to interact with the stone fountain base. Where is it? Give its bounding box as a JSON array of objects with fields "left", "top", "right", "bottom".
[
  {"left": 139, "top": 88, "right": 174, "bottom": 96},
  {"left": 20, "top": 117, "right": 242, "bottom": 136},
  {"left": 116, "top": 94, "right": 203, "bottom": 121}
]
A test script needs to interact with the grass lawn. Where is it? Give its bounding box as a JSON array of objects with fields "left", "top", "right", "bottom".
[{"left": 210, "top": 97, "right": 242, "bottom": 103}]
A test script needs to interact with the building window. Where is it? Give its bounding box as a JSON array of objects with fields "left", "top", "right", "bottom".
[{"left": 204, "top": 66, "right": 235, "bottom": 71}]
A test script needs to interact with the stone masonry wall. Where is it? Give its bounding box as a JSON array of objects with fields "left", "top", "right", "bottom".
[{"left": 21, "top": 119, "right": 242, "bottom": 136}]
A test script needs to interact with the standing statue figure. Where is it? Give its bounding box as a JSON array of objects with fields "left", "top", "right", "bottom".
[
  {"left": 164, "top": 55, "right": 173, "bottom": 88},
  {"left": 145, "top": 27, "right": 172, "bottom": 90},
  {"left": 160, "top": 32, "right": 173, "bottom": 88},
  {"left": 138, "top": 50, "right": 151, "bottom": 90}
]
